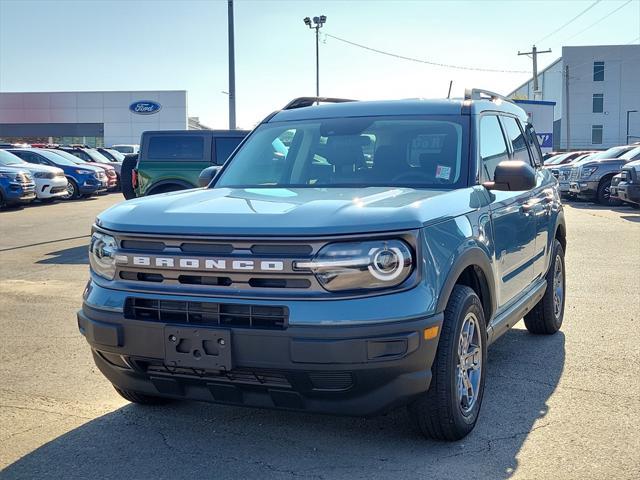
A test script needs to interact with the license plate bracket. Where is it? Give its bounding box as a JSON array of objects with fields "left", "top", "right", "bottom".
[{"left": 164, "top": 327, "right": 232, "bottom": 371}]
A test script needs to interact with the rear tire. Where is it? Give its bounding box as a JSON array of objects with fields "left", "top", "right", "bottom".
[
  {"left": 408, "top": 285, "right": 487, "bottom": 441},
  {"left": 524, "top": 239, "right": 565, "bottom": 335},
  {"left": 113, "top": 386, "right": 172, "bottom": 405},
  {"left": 120, "top": 154, "right": 138, "bottom": 200}
]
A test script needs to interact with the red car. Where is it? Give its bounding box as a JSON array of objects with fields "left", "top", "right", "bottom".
[
  {"left": 49, "top": 148, "right": 116, "bottom": 191},
  {"left": 55, "top": 146, "right": 118, "bottom": 190}
]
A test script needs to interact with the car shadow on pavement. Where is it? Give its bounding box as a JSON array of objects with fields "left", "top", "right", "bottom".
[
  {"left": 2, "top": 328, "right": 564, "bottom": 480},
  {"left": 35, "top": 245, "right": 88, "bottom": 265}
]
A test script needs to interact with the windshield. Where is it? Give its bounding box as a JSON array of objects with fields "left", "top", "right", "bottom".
[
  {"left": 36, "top": 149, "right": 81, "bottom": 166},
  {"left": 0, "top": 150, "right": 26, "bottom": 166},
  {"left": 44, "top": 149, "right": 85, "bottom": 164},
  {"left": 544, "top": 153, "right": 571, "bottom": 165},
  {"left": 103, "top": 149, "right": 125, "bottom": 161},
  {"left": 215, "top": 116, "right": 469, "bottom": 189},
  {"left": 85, "top": 149, "right": 113, "bottom": 163},
  {"left": 591, "top": 146, "right": 632, "bottom": 160},
  {"left": 619, "top": 146, "right": 640, "bottom": 160}
]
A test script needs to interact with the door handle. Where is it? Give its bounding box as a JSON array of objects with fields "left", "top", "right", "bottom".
[{"left": 520, "top": 203, "right": 535, "bottom": 214}]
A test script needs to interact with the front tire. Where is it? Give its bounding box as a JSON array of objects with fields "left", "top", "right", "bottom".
[
  {"left": 409, "top": 285, "right": 487, "bottom": 441},
  {"left": 597, "top": 178, "right": 620, "bottom": 206},
  {"left": 113, "top": 386, "right": 172, "bottom": 405},
  {"left": 63, "top": 179, "right": 80, "bottom": 200},
  {"left": 524, "top": 239, "right": 565, "bottom": 334}
]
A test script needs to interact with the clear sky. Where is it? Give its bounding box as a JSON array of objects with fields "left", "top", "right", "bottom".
[{"left": 0, "top": 0, "right": 638, "bottom": 129}]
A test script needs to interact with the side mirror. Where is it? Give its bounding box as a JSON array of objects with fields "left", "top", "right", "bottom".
[
  {"left": 198, "top": 166, "right": 221, "bottom": 187},
  {"left": 483, "top": 160, "right": 536, "bottom": 191}
]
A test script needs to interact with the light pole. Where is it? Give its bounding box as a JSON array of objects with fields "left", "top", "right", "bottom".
[
  {"left": 303, "top": 15, "right": 326, "bottom": 98},
  {"left": 627, "top": 110, "right": 638, "bottom": 144},
  {"left": 227, "top": 0, "right": 236, "bottom": 130}
]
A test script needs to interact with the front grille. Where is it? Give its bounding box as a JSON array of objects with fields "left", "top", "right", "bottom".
[
  {"left": 569, "top": 168, "right": 579, "bottom": 181},
  {"left": 308, "top": 371, "right": 354, "bottom": 391},
  {"left": 51, "top": 186, "right": 67, "bottom": 194},
  {"left": 125, "top": 297, "right": 288, "bottom": 329}
]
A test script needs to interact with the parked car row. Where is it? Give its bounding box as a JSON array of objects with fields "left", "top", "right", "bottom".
[
  {"left": 0, "top": 144, "right": 124, "bottom": 208},
  {"left": 545, "top": 144, "right": 640, "bottom": 208}
]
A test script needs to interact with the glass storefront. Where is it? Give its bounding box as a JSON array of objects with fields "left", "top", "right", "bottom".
[{"left": 0, "top": 136, "right": 104, "bottom": 147}]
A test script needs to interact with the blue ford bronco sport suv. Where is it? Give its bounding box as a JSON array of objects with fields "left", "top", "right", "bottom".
[{"left": 79, "top": 90, "right": 566, "bottom": 440}]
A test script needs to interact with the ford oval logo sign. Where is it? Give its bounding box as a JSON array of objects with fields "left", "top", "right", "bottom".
[{"left": 129, "top": 101, "right": 162, "bottom": 115}]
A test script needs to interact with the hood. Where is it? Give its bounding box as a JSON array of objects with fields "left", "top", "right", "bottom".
[
  {"left": 97, "top": 187, "right": 481, "bottom": 236},
  {"left": 71, "top": 164, "right": 104, "bottom": 174},
  {"left": 5, "top": 162, "right": 62, "bottom": 175}
]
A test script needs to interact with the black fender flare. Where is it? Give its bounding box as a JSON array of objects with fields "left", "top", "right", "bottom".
[
  {"left": 435, "top": 246, "right": 497, "bottom": 321},
  {"left": 145, "top": 179, "right": 195, "bottom": 196}
]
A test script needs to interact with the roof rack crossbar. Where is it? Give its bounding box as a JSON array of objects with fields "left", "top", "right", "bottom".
[
  {"left": 464, "top": 88, "right": 514, "bottom": 105},
  {"left": 282, "top": 97, "right": 357, "bottom": 110}
]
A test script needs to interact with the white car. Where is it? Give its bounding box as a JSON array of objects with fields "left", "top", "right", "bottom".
[
  {"left": 110, "top": 144, "right": 139, "bottom": 154},
  {"left": 0, "top": 150, "right": 68, "bottom": 201}
]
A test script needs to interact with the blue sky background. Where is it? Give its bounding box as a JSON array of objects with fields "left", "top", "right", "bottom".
[{"left": 0, "top": 0, "right": 638, "bottom": 128}]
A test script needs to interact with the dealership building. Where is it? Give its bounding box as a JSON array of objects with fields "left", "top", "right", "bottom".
[
  {"left": 0, "top": 90, "right": 190, "bottom": 147},
  {"left": 509, "top": 44, "right": 640, "bottom": 150}
]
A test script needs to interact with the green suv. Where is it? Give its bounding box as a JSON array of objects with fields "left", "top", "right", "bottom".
[{"left": 122, "top": 130, "right": 248, "bottom": 198}]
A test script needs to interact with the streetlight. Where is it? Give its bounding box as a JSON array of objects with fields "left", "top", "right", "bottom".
[
  {"left": 303, "top": 15, "right": 327, "bottom": 98},
  {"left": 627, "top": 110, "right": 638, "bottom": 144}
]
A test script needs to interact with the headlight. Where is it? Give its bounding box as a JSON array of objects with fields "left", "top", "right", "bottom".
[
  {"left": 581, "top": 167, "right": 598, "bottom": 178},
  {"left": 33, "top": 171, "right": 50, "bottom": 178},
  {"left": 295, "top": 240, "right": 414, "bottom": 292},
  {"left": 89, "top": 232, "right": 117, "bottom": 280},
  {"left": 75, "top": 169, "right": 91, "bottom": 174},
  {"left": 0, "top": 172, "right": 19, "bottom": 181}
]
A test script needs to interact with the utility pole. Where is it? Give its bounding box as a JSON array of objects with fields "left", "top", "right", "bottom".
[
  {"left": 518, "top": 45, "right": 552, "bottom": 98},
  {"left": 228, "top": 0, "right": 236, "bottom": 130},
  {"left": 303, "top": 15, "right": 327, "bottom": 98},
  {"left": 627, "top": 110, "right": 638, "bottom": 144},
  {"left": 565, "top": 65, "right": 570, "bottom": 150}
]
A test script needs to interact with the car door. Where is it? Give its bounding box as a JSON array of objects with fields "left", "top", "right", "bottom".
[{"left": 480, "top": 115, "right": 537, "bottom": 309}]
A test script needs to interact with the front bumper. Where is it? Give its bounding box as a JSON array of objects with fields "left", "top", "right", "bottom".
[
  {"left": 78, "top": 176, "right": 108, "bottom": 195},
  {"left": 569, "top": 180, "right": 598, "bottom": 199},
  {"left": 35, "top": 176, "right": 68, "bottom": 199},
  {"left": 617, "top": 182, "right": 640, "bottom": 205},
  {"left": 3, "top": 181, "right": 36, "bottom": 205},
  {"left": 78, "top": 284, "right": 442, "bottom": 416}
]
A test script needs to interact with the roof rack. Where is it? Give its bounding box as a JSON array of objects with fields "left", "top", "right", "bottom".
[
  {"left": 282, "top": 97, "right": 357, "bottom": 110},
  {"left": 464, "top": 88, "right": 515, "bottom": 105}
]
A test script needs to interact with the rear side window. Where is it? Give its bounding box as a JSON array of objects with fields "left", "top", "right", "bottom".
[
  {"left": 214, "top": 137, "right": 243, "bottom": 165},
  {"left": 147, "top": 136, "right": 204, "bottom": 160},
  {"left": 524, "top": 125, "right": 543, "bottom": 167},
  {"left": 501, "top": 116, "right": 532, "bottom": 165},
  {"left": 480, "top": 115, "right": 509, "bottom": 181}
]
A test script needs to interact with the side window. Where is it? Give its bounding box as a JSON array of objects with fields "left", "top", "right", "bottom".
[
  {"left": 148, "top": 136, "right": 204, "bottom": 160},
  {"left": 213, "top": 137, "right": 243, "bottom": 165},
  {"left": 501, "top": 116, "right": 533, "bottom": 165},
  {"left": 524, "top": 125, "right": 543, "bottom": 167},
  {"left": 480, "top": 115, "right": 509, "bottom": 181},
  {"left": 14, "top": 151, "right": 38, "bottom": 164}
]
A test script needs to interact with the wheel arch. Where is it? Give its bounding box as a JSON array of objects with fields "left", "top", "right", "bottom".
[
  {"left": 436, "top": 247, "right": 496, "bottom": 324},
  {"left": 146, "top": 179, "right": 195, "bottom": 196}
]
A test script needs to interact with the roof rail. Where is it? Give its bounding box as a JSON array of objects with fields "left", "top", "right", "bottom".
[
  {"left": 282, "top": 97, "right": 357, "bottom": 110},
  {"left": 464, "top": 88, "right": 515, "bottom": 105}
]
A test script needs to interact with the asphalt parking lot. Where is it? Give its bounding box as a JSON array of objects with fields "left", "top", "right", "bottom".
[{"left": 1, "top": 194, "right": 639, "bottom": 479}]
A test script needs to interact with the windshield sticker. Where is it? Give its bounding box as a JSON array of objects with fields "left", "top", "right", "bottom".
[{"left": 436, "top": 165, "right": 451, "bottom": 180}]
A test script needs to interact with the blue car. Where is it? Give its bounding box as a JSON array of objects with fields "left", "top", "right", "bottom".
[
  {"left": 8, "top": 148, "right": 108, "bottom": 200},
  {"left": 0, "top": 167, "right": 36, "bottom": 208},
  {"left": 79, "top": 91, "right": 566, "bottom": 441}
]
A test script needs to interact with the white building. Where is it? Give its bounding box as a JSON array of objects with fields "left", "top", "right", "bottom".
[
  {"left": 0, "top": 90, "right": 188, "bottom": 147},
  {"left": 509, "top": 45, "right": 640, "bottom": 150}
]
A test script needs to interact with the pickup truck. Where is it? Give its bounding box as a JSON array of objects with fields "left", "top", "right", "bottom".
[{"left": 79, "top": 91, "right": 566, "bottom": 441}]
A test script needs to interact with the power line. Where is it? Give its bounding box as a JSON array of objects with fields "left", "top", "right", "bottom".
[
  {"left": 324, "top": 33, "right": 529, "bottom": 74},
  {"left": 562, "top": 0, "right": 634, "bottom": 42},
  {"left": 534, "top": 0, "right": 602, "bottom": 44}
]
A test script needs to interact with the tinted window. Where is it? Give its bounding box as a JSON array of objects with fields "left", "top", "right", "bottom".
[
  {"left": 216, "top": 116, "right": 469, "bottom": 189},
  {"left": 148, "top": 136, "right": 204, "bottom": 160},
  {"left": 480, "top": 115, "right": 509, "bottom": 181},
  {"left": 214, "top": 137, "right": 243, "bottom": 165},
  {"left": 593, "top": 61, "right": 604, "bottom": 81},
  {"left": 501, "top": 116, "right": 532, "bottom": 165},
  {"left": 9, "top": 150, "right": 38, "bottom": 163},
  {"left": 591, "top": 125, "right": 603, "bottom": 145},
  {"left": 592, "top": 94, "right": 604, "bottom": 113}
]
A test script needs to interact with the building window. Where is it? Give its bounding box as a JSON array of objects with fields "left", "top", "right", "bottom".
[
  {"left": 591, "top": 125, "right": 603, "bottom": 144},
  {"left": 592, "top": 94, "right": 604, "bottom": 113},
  {"left": 593, "top": 61, "right": 604, "bottom": 81}
]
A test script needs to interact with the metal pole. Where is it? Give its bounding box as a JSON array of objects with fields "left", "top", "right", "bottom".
[
  {"left": 532, "top": 46, "right": 538, "bottom": 92},
  {"left": 228, "top": 0, "right": 236, "bottom": 130},
  {"left": 627, "top": 111, "right": 631, "bottom": 144},
  {"left": 447, "top": 80, "right": 453, "bottom": 99},
  {"left": 315, "top": 26, "right": 320, "bottom": 98},
  {"left": 565, "top": 65, "right": 570, "bottom": 150}
]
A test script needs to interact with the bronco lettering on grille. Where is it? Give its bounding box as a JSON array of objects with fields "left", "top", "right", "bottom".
[{"left": 124, "top": 256, "right": 284, "bottom": 272}]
